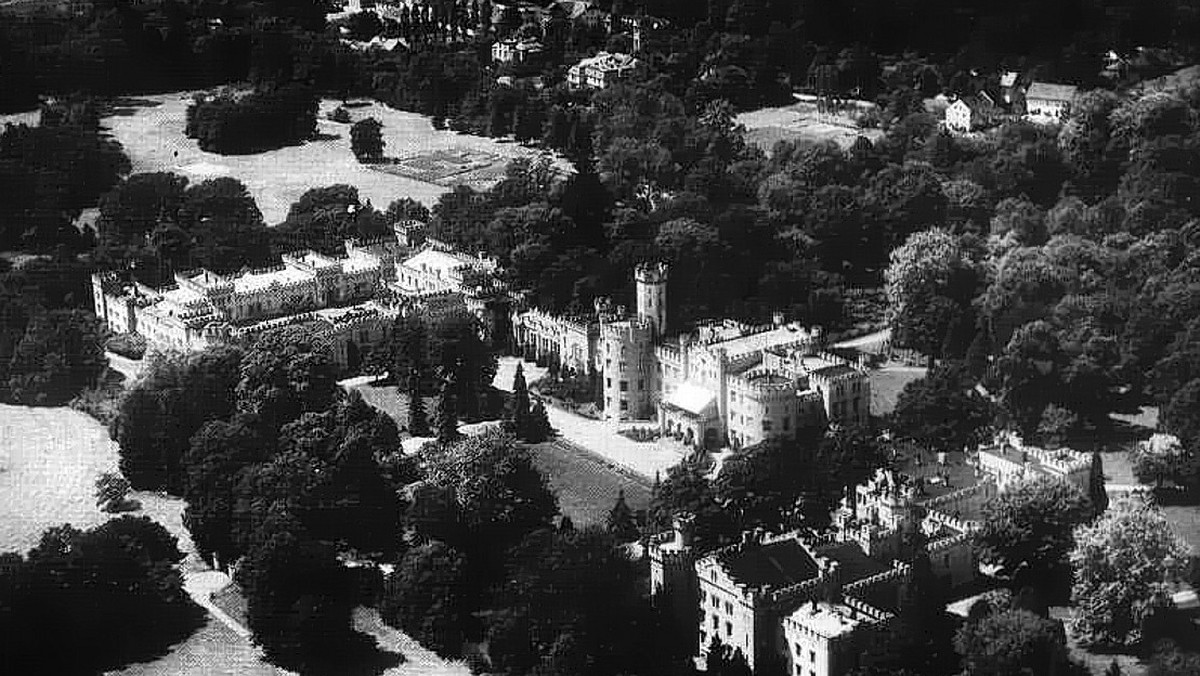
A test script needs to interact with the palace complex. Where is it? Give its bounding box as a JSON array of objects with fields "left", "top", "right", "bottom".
[
  {"left": 512, "top": 262, "right": 871, "bottom": 450},
  {"left": 648, "top": 432, "right": 1092, "bottom": 676},
  {"left": 92, "top": 221, "right": 505, "bottom": 370}
]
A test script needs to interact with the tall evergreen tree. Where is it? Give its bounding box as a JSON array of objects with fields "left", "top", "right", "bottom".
[
  {"left": 607, "top": 488, "right": 639, "bottom": 541},
  {"left": 527, "top": 399, "right": 552, "bottom": 443},
  {"left": 436, "top": 372, "right": 460, "bottom": 443},
  {"left": 509, "top": 362, "right": 531, "bottom": 438},
  {"left": 1089, "top": 451, "right": 1109, "bottom": 516},
  {"left": 407, "top": 370, "right": 431, "bottom": 437}
]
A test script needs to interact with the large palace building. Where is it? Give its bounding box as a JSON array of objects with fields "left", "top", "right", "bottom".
[
  {"left": 511, "top": 262, "right": 871, "bottom": 449},
  {"left": 92, "top": 221, "right": 505, "bottom": 370}
]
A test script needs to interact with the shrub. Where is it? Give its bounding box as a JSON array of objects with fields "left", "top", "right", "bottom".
[
  {"left": 328, "top": 106, "right": 351, "bottom": 123},
  {"left": 106, "top": 332, "right": 147, "bottom": 359},
  {"left": 95, "top": 471, "right": 140, "bottom": 513},
  {"left": 69, "top": 369, "right": 125, "bottom": 427}
]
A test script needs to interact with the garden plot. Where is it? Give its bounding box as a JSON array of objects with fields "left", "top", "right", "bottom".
[{"left": 737, "top": 101, "right": 884, "bottom": 152}]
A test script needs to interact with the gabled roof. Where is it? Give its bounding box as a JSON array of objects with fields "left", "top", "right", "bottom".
[
  {"left": 1026, "top": 82, "right": 1079, "bottom": 102},
  {"left": 716, "top": 539, "right": 820, "bottom": 590}
]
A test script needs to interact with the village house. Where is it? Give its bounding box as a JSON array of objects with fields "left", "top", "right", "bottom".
[
  {"left": 491, "top": 36, "right": 544, "bottom": 64},
  {"left": 944, "top": 92, "right": 999, "bottom": 133},
  {"left": 567, "top": 51, "right": 640, "bottom": 88},
  {"left": 1024, "top": 81, "right": 1079, "bottom": 122}
]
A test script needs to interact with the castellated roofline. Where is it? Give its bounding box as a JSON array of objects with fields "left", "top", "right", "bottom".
[
  {"left": 634, "top": 260, "right": 669, "bottom": 283},
  {"left": 732, "top": 368, "right": 797, "bottom": 395}
]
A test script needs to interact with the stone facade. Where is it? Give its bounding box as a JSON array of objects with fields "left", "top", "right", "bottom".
[
  {"left": 567, "top": 51, "right": 640, "bottom": 88},
  {"left": 92, "top": 223, "right": 505, "bottom": 371},
  {"left": 511, "top": 264, "right": 871, "bottom": 434}
]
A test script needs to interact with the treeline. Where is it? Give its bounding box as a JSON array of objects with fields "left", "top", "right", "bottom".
[
  {"left": 185, "top": 85, "right": 319, "bottom": 154},
  {"left": 0, "top": 0, "right": 337, "bottom": 112},
  {"left": 0, "top": 253, "right": 108, "bottom": 405},
  {"left": 879, "top": 78, "right": 1200, "bottom": 466},
  {"left": 0, "top": 516, "right": 202, "bottom": 674},
  {"left": 0, "top": 98, "right": 130, "bottom": 251}
]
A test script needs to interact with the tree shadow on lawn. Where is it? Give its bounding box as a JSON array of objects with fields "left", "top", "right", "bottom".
[
  {"left": 96, "top": 600, "right": 209, "bottom": 673},
  {"left": 296, "top": 632, "right": 405, "bottom": 676}
]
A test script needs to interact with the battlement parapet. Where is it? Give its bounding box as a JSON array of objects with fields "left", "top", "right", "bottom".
[
  {"left": 919, "top": 481, "right": 993, "bottom": 511},
  {"left": 928, "top": 530, "right": 973, "bottom": 552},
  {"left": 732, "top": 368, "right": 798, "bottom": 396},
  {"left": 843, "top": 561, "right": 911, "bottom": 595},
  {"left": 634, "top": 260, "right": 669, "bottom": 284},
  {"left": 842, "top": 595, "right": 895, "bottom": 624}
]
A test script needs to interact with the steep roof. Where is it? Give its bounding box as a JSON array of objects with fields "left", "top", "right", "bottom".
[
  {"left": 1026, "top": 82, "right": 1079, "bottom": 102},
  {"left": 716, "top": 539, "right": 820, "bottom": 591}
]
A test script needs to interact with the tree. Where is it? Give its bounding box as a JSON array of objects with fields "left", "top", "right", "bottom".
[
  {"left": 95, "top": 471, "right": 137, "bottom": 513},
  {"left": 1162, "top": 379, "right": 1200, "bottom": 449},
  {"left": 705, "top": 637, "right": 752, "bottom": 676},
  {"left": 508, "top": 362, "right": 531, "bottom": 438},
  {"left": 1, "top": 517, "right": 200, "bottom": 673},
  {"left": 526, "top": 399, "right": 552, "bottom": 443},
  {"left": 607, "top": 489, "right": 639, "bottom": 542},
  {"left": 379, "top": 540, "right": 472, "bottom": 656},
  {"left": 1036, "top": 403, "right": 1078, "bottom": 448},
  {"left": 1130, "top": 434, "right": 1199, "bottom": 495},
  {"left": 183, "top": 415, "right": 267, "bottom": 568},
  {"left": 891, "top": 362, "right": 993, "bottom": 452},
  {"left": 435, "top": 372, "right": 460, "bottom": 444},
  {"left": 885, "top": 229, "right": 984, "bottom": 360},
  {"left": 975, "top": 476, "right": 1093, "bottom": 605},
  {"left": 236, "top": 323, "right": 338, "bottom": 434},
  {"left": 6, "top": 309, "right": 107, "bottom": 405},
  {"left": 236, "top": 508, "right": 370, "bottom": 673},
  {"left": 350, "top": 117, "right": 385, "bottom": 163},
  {"left": 1069, "top": 496, "right": 1191, "bottom": 649},
  {"left": 954, "top": 609, "right": 1074, "bottom": 676},
  {"left": 1089, "top": 452, "right": 1110, "bottom": 516},
  {"left": 407, "top": 370, "right": 431, "bottom": 436},
  {"left": 419, "top": 428, "right": 558, "bottom": 554},
  {"left": 116, "top": 345, "right": 243, "bottom": 493}
]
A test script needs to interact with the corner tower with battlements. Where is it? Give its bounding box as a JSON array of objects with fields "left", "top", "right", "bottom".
[{"left": 635, "top": 261, "right": 668, "bottom": 340}]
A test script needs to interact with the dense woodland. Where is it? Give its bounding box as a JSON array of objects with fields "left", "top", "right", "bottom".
[{"left": 2, "top": 0, "right": 1200, "bottom": 675}]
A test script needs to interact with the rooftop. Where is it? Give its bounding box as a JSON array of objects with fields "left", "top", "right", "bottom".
[
  {"left": 816, "top": 542, "right": 891, "bottom": 584},
  {"left": 786, "top": 600, "right": 867, "bottom": 638},
  {"left": 232, "top": 266, "right": 311, "bottom": 294},
  {"left": 1027, "top": 82, "right": 1079, "bottom": 102},
  {"left": 663, "top": 382, "right": 717, "bottom": 416},
  {"left": 715, "top": 538, "right": 820, "bottom": 591},
  {"left": 811, "top": 364, "right": 859, "bottom": 380},
  {"left": 711, "top": 323, "right": 815, "bottom": 359}
]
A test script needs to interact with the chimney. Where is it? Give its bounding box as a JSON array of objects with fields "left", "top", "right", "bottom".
[{"left": 772, "top": 311, "right": 785, "bottom": 327}]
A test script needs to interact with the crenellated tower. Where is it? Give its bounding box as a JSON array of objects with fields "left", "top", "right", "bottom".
[{"left": 635, "top": 261, "right": 668, "bottom": 341}]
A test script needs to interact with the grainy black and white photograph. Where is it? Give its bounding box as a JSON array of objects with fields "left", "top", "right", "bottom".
[{"left": 1, "top": 0, "right": 1199, "bottom": 674}]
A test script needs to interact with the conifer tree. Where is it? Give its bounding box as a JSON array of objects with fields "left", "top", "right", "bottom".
[
  {"left": 1089, "top": 451, "right": 1109, "bottom": 516},
  {"left": 607, "top": 488, "right": 639, "bottom": 541},
  {"left": 407, "top": 370, "right": 431, "bottom": 437},
  {"left": 509, "top": 362, "right": 530, "bottom": 438},
  {"left": 526, "top": 399, "right": 552, "bottom": 443},
  {"left": 436, "top": 373, "right": 460, "bottom": 443}
]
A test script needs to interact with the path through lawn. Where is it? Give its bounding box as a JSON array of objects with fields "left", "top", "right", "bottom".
[{"left": 102, "top": 94, "right": 547, "bottom": 224}]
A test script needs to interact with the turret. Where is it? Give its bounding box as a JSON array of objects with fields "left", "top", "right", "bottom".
[{"left": 634, "top": 261, "right": 668, "bottom": 340}]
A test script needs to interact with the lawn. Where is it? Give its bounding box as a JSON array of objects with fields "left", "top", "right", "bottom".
[
  {"left": 0, "top": 403, "right": 287, "bottom": 675},
  {"left": 101, "top": 93, "right": 549, "bottom": 224},
  {"left": 869, "top": 364, "right": 927, "bottom": 417},
  {"left": 736, "top": 101, "right": 884, "bottom": 152},
  {"left": 344, "top": 376, "right": 651, "bottom": 527}
]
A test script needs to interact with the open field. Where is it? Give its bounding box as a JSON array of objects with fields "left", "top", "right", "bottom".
[
  {"left": 101, "top": 93, "right": 549, "bottom": 224},
  {"left": 869, "top": 364, "right": 927, "bottom": 417},
  {"left": 737, "top": 102, "right": 884, "bottom": 152},
  {"left": 0, "top": 109, "right": 39, "bottom": 128}
]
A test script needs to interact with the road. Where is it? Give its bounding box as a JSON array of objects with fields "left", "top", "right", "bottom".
[{"left": 493, "top": 357, "right": 687, "bottom": 480}]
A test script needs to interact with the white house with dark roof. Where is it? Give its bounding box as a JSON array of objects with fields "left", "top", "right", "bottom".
[
  {"left": 944, "top": 92, "right": 999, "bottom": 133},
  {"left": 567, "top": 51, "right": 640, "bottom": 88},
  {"left": 1024, "top": 81, "right": 1079, "bottom": 122}
]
